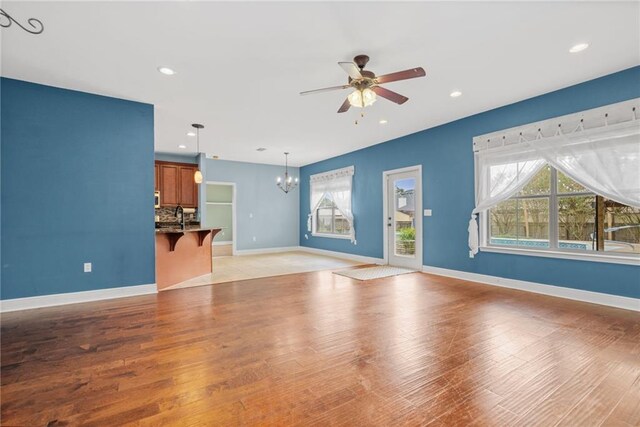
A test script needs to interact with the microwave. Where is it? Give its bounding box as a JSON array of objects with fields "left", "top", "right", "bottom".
[{"left": 154, "top": 191, "right": 161, "bottom": 208}]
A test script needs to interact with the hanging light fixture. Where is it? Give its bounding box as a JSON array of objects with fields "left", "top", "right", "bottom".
[
  {"left": 192, "top": 123, "right": 204, "bottom": 184},
  {"left": 276, "top": 152, "right": 298, "bottom": 194}
]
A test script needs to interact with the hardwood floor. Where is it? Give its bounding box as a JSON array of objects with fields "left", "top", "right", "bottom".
[{"left": 1, "top": 271, "right": 639, "bottom": 426}]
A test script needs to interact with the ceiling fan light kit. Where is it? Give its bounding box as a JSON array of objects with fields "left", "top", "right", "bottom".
[
  {"left": 348, "top": 88, "right": 377, "bottom": 108},
  {"left": 301, "top": 54, "right": 426, "bottom": 118}
]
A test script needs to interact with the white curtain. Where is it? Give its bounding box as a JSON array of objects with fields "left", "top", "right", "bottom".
[
  {"left": 469, "top": 118, "right": 640, "bottom": 256},
  {"left": 308, "top": 166, "right": 356, "bottom": 243},
  {"left": 468, "top": 146, "right": 546, "bottom": 255},
  {"left": 528, "top": 120, "right": 640, "bottom": 208}
]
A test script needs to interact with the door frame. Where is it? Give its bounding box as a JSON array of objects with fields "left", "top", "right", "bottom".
[
  {"left": 205, "top": 181, "right": 237, "bottom": 256},
  {"left": 382, "top": 165, "right": 423, "bottom": 269}
]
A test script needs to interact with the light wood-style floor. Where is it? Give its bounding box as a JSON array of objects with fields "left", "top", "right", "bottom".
[
  {"left": 1, "top": 271, "right": 639, "bottom": 426},
  {"left": 164, "top": 250, "right": 363, "bottom": 290}
]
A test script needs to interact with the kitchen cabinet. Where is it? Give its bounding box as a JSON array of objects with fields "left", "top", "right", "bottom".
[
  {"left": 156, "top": 161, "right": 199, "bottom": 208},
  {"left": 179, "top": 165, "right": 198, "bottom": 207},
  {"left": 154, "top": 164, "right": 160, "bottom": 191}
]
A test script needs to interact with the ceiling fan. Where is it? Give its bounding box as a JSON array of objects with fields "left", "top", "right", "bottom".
[{"left": 300, "top": 54, "right": 426, "bottom": 113}]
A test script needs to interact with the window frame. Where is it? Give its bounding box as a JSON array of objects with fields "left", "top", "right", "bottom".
[
  {"left": 312, "top": 196, "right": 352, "bottom": 240},
  {"left": 480, "top": 167, "right": 640, "bottom": 266}
]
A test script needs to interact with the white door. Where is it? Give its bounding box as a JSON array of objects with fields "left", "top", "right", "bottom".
[{"left": 385, "top": 168, "right": 422, "bottom": 270}]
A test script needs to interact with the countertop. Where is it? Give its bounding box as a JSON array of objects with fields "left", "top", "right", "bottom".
[{"left": 155, "top": 226, "right": 221, "bottom": 234}]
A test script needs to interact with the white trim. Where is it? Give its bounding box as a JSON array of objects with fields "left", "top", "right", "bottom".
[
  {"left": 298, "top": 246, "right": 384, "bottom": 265},
  {"left": 212, "top": 240, "right": 233, "bottom": 246},
  {"left": 422, "top": 265, "right": 639, "bottom": 312},
  {"left": 480, "top": 245, "right": 640, "bottom": 266},
  {"left": 311, "top": 232, "right": 352, "bottom": 240},
  {"left": 234, "top": 246, "right": 301, "bottom": 256},
  {"left": 382, "top": 165, "right": 423, "bottom": 269},
  {"left": 205, "top": 181, "right": 237, "bottom": 256},
  {"left": 0, "top": 284, "right": 157, "bottom": 313}
]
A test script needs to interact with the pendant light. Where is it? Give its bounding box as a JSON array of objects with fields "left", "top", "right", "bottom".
[
  {"left": 192, "top": 123, "right": 204, "bottom": 184},
  {"left": 276, "top": 152, "right": 298, "bottom": 194}
]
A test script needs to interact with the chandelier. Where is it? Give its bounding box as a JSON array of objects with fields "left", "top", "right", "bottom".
[{"left": 276, "top": 152, "right": 298, "bottom": 194}]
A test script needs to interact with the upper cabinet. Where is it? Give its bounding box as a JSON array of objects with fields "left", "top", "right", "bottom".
[
  {"left": 154, "top": 164, "right": 160, "bottom": 192},
  {"left": 156, "top": 161, "right": 199, "bottom": 208},
  {"left": 179, "top": 165, "right": 198, "bottom": 207}
]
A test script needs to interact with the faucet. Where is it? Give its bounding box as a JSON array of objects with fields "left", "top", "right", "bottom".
[{"left": 175, "top": 205, "right": 186, "bottom": 230}]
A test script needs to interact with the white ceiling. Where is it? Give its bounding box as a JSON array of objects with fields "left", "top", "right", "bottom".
[{"left": 2, "top": 1, "right": 639, "bottom": 166}]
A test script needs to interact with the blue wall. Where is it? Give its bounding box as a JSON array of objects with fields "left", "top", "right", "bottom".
[
  {"left": 300, "top": 66, "right": 640, "bottom": 299},
  {"left": 1, "top": 78, "right": 155, "bottom": 299},
  {"left": 205, "top": 158, "right": 299, "bottom": 250}
]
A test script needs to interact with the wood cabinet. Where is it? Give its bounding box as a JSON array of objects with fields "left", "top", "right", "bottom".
[
  {"left": 154, "top": 164, "right": 160, "bottom": 191},
  {"left": 179, "top": 166, "right": 198, "bottom": 207},
  {"left": 155, "top": 161, "right": 199, "bottom": 208}
]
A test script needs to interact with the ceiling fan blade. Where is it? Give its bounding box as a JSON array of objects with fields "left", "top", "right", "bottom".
[
  {"left": 371, "top": 86, "right": 409, "bottom": 105},
  {"left": 300, "top": 85, "right": 351, "bottom": 96},
  {"left": 338, "top": 62, "right": 363, "bottom": 80},
  {"left": 374, "top": 67, "right": 426, "bottom": 84},
  {"left": 337, "top": 98, "right": 351, "bottom": 113}
]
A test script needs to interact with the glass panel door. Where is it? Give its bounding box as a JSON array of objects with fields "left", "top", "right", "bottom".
[{"left": 387, "top": 169, "right": 422, "bottom": 270}]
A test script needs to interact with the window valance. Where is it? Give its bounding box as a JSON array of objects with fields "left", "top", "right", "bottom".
[{"left": 310, "top": 166, "right": 354, "bottom": 183}]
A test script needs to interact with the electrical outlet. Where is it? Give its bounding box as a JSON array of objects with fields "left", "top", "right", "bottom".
[
  {"left": 252, "top": 236, "right": 257, "bottom": 242},
  {"left": 424, "top": 209, "right": 432, "bottom": 217},
  {"left": 84, "top": 262, "right": 92, "bottom": 273},
  {"left": 249, "top": 213, "right": 253, "bottom": 219}
]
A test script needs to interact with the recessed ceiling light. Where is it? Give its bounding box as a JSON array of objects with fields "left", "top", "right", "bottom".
[
  {"left": 186, "top": 131, "right": 196, "bottom": 137},
  {"left": 379, "top": 119, "right": 388, "bottom": 124},
  {"left": 178, "top": 144, "right": 187, "bottom": 149},
  {"left": 569, "top": 43, "right": 589, "bottom": 53},
  {"left": 256, "top": 147, "right": 267, "bottom": 152},
  {"left": 450, "top": 90, "right": 462, "bottom": 98},
  {"left": 157, "top": 66, "right": 176, "bottom": 76}
]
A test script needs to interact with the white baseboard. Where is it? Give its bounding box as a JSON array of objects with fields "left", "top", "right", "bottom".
[
  {"left": 212, "top": 241, "right": 232, "bottom": 246},
  {"left": 422, "top": 265, "right": 640, "bottom": 312},
  {"left": 298, "top": 246, "right": 384, "bottom": 265},
  {"left": 233, "top": 246, "right": 301, "bottom": 256},
  {"left": 0, "top": 283, "right": 157, "bottom": 313}
]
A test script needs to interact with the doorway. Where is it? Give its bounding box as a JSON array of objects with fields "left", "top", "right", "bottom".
[
  {"left": 204, "top": 182, "right": 235, "bottom": 257},
  {"left": 383, "top": 166, "right": 422, "bottom": 270}
]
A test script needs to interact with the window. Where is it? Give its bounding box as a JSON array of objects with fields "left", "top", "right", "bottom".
[
  {"left": 488, "top": 165, "right": 640, "bottom": 256},
  {"left": 309, "top": 166, "right": 355, "bottom": 241},
  {"left": 315, "top": 197, "right": 351, "bottom": 236}
]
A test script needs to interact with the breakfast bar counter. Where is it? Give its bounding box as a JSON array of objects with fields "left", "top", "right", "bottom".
[{"left": 155, "top": 227, "right": 221, "bottom": 290}]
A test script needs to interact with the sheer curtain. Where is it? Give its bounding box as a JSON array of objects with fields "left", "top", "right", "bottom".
[
  {"left": 468, "top": 146, "right": 546, "bottom": 255},
  {"left": 527, "top": 120, "right": 640, "bottom": 208},
  {"left": 469, "top": 117, "right": 640, "bottom": 256},
  {"left": 308, "top": 166, "right": 356, "bottom": 243}
]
